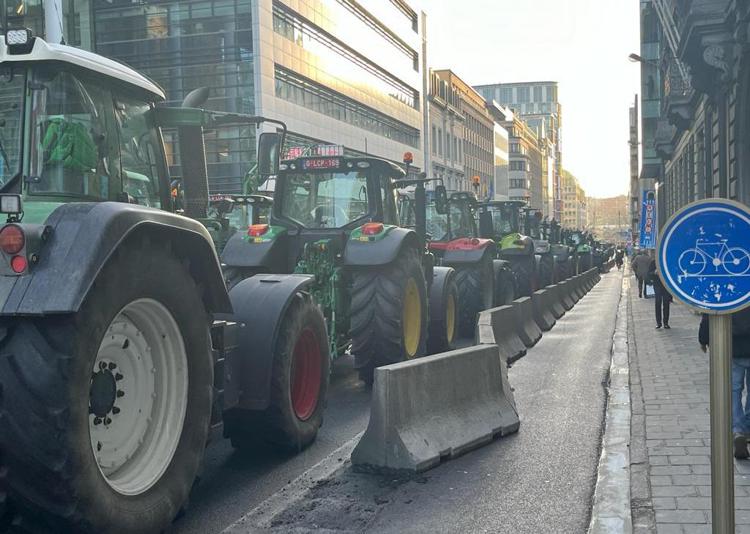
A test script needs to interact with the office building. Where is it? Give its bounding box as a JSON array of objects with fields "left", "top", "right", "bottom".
[
  {"left": 27, "top": 0, "right": 426, "bottom": 192},
  {"left": 427, "top": 71, "right": 465, "bottom": 192},
  {"left": 434, "top": 70, "right": 494, "bottom": 198},
  {"left": 561, "top": 170, "right": 587, "bottom": 229}
]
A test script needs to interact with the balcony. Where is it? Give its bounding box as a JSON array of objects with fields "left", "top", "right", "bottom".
[{"left": 663, "top": 56, "right": 697, "bottom": 133}]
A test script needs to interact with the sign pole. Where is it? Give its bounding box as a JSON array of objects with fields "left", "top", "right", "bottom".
[{"left": 709, "top": 314, "right": 734, "bottom": 534}]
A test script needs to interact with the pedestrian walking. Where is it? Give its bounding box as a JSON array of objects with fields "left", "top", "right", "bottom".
[
  {"left": 631, "top": 249, "right": 651, "bottom": 298},
  {"left": 700, "top": 309, "right": 750, "bottom": 458},
  {"left": 648, "top": 259, "right": 671, "bottom": 329},
  {"left": 615, "top": 248, "right": 624, "bottom": 270}
]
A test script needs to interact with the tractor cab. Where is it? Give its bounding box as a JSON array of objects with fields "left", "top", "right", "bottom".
[
  {"left": 477, "top": 200, "right": 532, "bottom": 253},
  {"left": 399, "top": 190, "right": 476, "bottom": 243},
  {"left": 206, "top": 193, "right": 273, "bottom": 252}
]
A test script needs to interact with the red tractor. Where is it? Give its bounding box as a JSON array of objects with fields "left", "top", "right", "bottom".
[{"left": 400, "top": 191, "right": 515, "bottom": 337}]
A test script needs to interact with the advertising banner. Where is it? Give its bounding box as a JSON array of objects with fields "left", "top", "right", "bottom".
[{"left": 640, "top": 190, "right": 657, "bottom": 249}]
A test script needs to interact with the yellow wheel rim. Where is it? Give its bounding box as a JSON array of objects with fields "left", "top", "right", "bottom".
[
  {"left": 402, "top": 278, "right": 422, "bottom": 358},
  {"left": 445, "top": 292, "right": 456, "bottom": 345}
]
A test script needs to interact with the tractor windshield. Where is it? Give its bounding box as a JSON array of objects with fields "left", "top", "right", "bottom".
[
  {"left": 0, "top": 66, "right": 25, "bottom": 187},
  {"left": 279, "top": 171, "right": 370, "bottom": 228},
  {"left": 487, "top": 205, "right": 518, "bottom": 236},
  {"left": 399, "top": 198, "right": 473, "bottom": 242}
]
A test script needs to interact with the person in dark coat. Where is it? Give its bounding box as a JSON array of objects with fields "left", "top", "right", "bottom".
[
  {"left": 632, "top": 250, "right": 651, "bottom": 298},
  {"left": 648, "top": 259, "right": 671, "bottom": 329},
  {"left": 700, "top": 308, "right": 750, "bottom": 459}
]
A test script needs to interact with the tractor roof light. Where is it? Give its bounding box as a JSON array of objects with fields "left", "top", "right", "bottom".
[
  {"left": 5, "top": 28, "right": 34, "bottom": 54},
  {"left": 0, "top": 194, "right": 22, "bottom": 215}
]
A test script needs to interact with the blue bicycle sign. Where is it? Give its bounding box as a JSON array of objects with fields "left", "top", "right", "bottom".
[
  {"left": 657, "top": 199, "right": 750, "bottom": 313},
  {"left": 679, "top": 239, "right": 750, "bottom": 277}
]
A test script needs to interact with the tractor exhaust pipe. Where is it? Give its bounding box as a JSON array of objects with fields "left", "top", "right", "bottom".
[{"left": 178, "top": 87, "right": 211, "bottom": 219}]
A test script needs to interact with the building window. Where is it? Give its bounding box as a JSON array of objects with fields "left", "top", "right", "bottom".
[
  {"left": 533, "top": 86, "right": 542, "bottom": 102},
  {"left": 275, "top": 65, "right": 420, "bottom": 147},
  {"left": 500, "top": 87, "right": 513, "bottom": 103},
  {"left": 273, "top": 3, "right": 418, "bottom": 109},
  {"left": 438, "top": 128, "right": 443, "bottom": 155},
  {"left": 446, "top": 132, "right": 451, "bottom": 159},
  {"left": 432, "top": 125, "right": 437, "bottom": 155},
  {"left": 518, "top": 87, "right": 530, "bottom": 103}
]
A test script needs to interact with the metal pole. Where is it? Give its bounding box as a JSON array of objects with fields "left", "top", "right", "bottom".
[
  {"left": 43, "top": 0, "right": 64, "bottom": 44},
  {"left": 709, "top": 313, "right": 734, "bottom": 534}
]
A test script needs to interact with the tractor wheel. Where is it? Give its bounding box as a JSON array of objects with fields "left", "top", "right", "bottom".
[
  {"left": 540, "top": 255, "right": 555, "bottom": 286},
  {"left": 511, "top": 256, "right": 536, "bottom": 297},
  {"left": 350, "top": 248, "right": 428, "bottom": 386},
  {"left": 427, "top": 272, "right": 458, "bottom": 354},
  {"left": 494, "top": 267, "right": 516, "bottom": 305},
  {"left": 455, "top": 255, "right": 495, "bottom": 338},
  {"left": 0, "top": 242, "right": 212, "bottom": 534},
  {"left": 225, "top": 293, "right": 329, "bottom": 452}
]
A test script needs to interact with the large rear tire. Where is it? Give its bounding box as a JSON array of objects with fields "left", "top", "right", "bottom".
[
  {"left": 0, "top": 242, "right": 212, "bottom": 534},
  {"left": 454, "top": 254, "right": 495, "bottom": 338},
  {"left": 225, "top": 293, "right": 329, "bottom": 452},
  {"left": 350, "top": 248, "right": 428, "bottom": 385},
  {"left": 427, "top": 271, "right": 458, "bottom": 354}
]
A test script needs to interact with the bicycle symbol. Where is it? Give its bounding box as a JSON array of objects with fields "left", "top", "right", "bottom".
[{"left": 678, "top": 239, "right": 750, "bottom": 277}]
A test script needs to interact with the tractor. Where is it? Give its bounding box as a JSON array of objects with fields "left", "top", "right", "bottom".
[
  {"left": 0, "top": 31, "right": 332, "bottom": 534},
  {"left": 220, "top": 153, "right": 459, "bottom": 385},
  {"left": 399, "top": 190, "right": 515, "bottom": 338},
  {"left": 477, "top": 200, "right": 539, "bottom": 297},
  {"left": 542, "top": 217, "right": 573, "bottom": 281},
  {"left": 206, "top": 193, "right": 273, "bottom": 252},
  {"left": 522, "top": 207, "right": 556, "bottom": 287},
  {"left": 566, "top": 229, "right": 594, "bottom": 273}
]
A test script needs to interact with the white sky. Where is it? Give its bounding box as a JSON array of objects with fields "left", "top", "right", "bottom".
[{"left": 419, "top": 0, "right": 641, "bottom": 199}]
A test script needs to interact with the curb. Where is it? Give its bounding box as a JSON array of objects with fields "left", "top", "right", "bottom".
[{"left": 588, "top": 274, "right": 632, "bottom": 533}]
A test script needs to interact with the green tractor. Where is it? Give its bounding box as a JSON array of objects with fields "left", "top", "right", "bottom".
[
  {"left": 0, "top": 32, "right": 332, "bottom": 534},
  {"left": 221, "top": 153, "right": 459, "bottom": 385},
  {"left": 542, "top": 217, "right": 574, "bottom": 281},
  {"left": 399, "top": 190, "right": 515, "bottom": 338},
  {"left": 477, "top": 200, "right": 539, "bottom": 297},
  {"left": 565, "top": 229, "right": 594, "bottom": 273},
  {"left": 205, "top": 193, "right": 273, "bottom": 252},
  {"left": 521, "top": 207, "right": 556, "bottom": 287}
]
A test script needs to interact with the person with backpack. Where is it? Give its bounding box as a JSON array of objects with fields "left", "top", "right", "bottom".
[
  {"left": 700, "top": 308, "right": 750, "bottom": 458},
  {"left": 648, "top": 259, "right": 671, "bottom": 329}
]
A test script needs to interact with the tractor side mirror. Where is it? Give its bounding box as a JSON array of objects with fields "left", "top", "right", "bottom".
[
  {"left": 479, "top": 211, "right": 494, "bottom": 239},
  {"left": 434, "top": 185, "right": 449, "bottom": 215},
  {"left": 258, "top": 132, "right": 282, "bottom": 177}
]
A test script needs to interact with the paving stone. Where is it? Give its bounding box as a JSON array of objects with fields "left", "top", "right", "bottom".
[{"left": 655, "top": 510, "right": 707, "bottom": 523}]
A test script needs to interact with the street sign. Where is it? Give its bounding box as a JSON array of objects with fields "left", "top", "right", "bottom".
[
  {"left": 657, "top": 198, "right": 750, "bottom": 314},
  {"left": 657, "top": 198, "right": 750, "bottom": 534}
]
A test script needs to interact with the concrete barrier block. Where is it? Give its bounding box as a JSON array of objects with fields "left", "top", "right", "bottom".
[
  {"left": 570, "top": 276, "right": 584, "bottom": 301},
  {"left": 545, "top": 284, "right": 566, "bottom": 319},
  {"left": 512, "top": 296, "right": 542, "bottom": 347},
  {"left": 476, "top": 306, "right": 527, "bottom": 363},
  {"left": 532, "top": 289, "right": 557, "bottom": 331},
  {"left": 559, "top": 280, "right": 576, "bottom": 310},
  {"left": 351, "top": 345, "right": 520, "bottom": 473}
]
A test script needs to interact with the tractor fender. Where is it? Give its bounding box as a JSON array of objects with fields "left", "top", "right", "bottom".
[
  {"left": 429, "top": 265, "right": 456, "bottom": 330},
  {"left": 439, "top": 238, "right": 494, "bottom": 264},
  {"left": 344, "top": 227, "right": 420, "bottom": 266},
  {"left": 222, "top": 273, "right": 316, "bottom": 411},
  {"left": 0, "top": 201, "right": 230, "bottom": 315},
  {"left": 221, "top": 230, "right": 287, "bottom": 270}
]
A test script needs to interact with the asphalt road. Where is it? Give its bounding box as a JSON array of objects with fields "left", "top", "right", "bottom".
[
  {"left": 172, "top": 356, "right": 371, "bottom": 534},
  {"left": 176, "top": 272, "right": 621, "bottom": 533}
]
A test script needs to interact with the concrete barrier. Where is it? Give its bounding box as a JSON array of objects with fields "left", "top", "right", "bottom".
[
  {"left": 512, "top": 296, "right": 542, "bottom": 347},
  {"left": 545, "top": 284, "right": 566, "bottom": 319},
  {"left": 532, "top": 289, "right": 557, "bottom": 331},
  {"left": 475, "top": 305, "right": 527, "bottom": 363},
  {"left": 576, "top": 275, "right": 588, "bottom": 299},
  {"left": 351, "top": 344, "right": 520, "bottom": 473},
  {"left": 570, "top": 275, "right": 585, "bottom": 301},
  {"left": 559, "top": 279, "right": 576, "bottom": 310}
]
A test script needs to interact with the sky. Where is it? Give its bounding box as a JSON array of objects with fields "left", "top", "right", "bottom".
[{"left": 419, "top": 0, "right": 641, "bottom": 199}]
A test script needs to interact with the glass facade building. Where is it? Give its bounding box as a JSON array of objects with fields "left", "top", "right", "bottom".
[{"left": 12, "top": 0, "right": 424, "bottom": 192}]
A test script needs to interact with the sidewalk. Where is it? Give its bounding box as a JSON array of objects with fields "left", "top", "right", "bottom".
[{"left": 628, "top": 273, "right": 750, "bottom": 533}]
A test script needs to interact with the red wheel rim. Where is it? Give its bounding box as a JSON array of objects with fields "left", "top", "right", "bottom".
[{"left": 290, "top": 328, "right": 322, "bottom": 421}]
